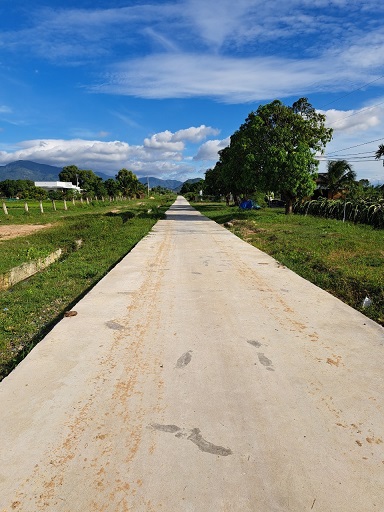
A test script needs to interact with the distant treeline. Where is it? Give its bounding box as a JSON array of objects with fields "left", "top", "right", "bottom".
[{"left": 0, "top": 166, "right": 173, "bottom": 200}]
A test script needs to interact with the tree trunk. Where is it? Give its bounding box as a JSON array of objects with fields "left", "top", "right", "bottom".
[
  {"left": 285, "top": 199, "right": 293, "bottom": 215},
  {"left": 282, "top": 192, "right": 295, "bottom": 215}
]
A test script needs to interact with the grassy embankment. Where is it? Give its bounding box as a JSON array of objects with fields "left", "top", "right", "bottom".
[
  {"left": 0, "top": 196, "right": 175, "bottom": 380},
  {"left": 193, "top": 201, "right": 383, "bottom": 327}
]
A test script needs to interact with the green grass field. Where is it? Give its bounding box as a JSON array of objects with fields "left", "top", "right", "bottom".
[
  {"left": 193, "top": 202, "right": 384, "bottom": 328},
  {"left": 0, "top": 196, "right": 174, "bottom": 380}
]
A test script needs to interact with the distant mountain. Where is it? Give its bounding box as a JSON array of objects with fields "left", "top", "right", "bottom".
[
  {"left": 0, "top": 160, "right": 112, "bottom": 182},
  {"left": 138, "top": 176, "right": 183, "bottom": 191},
  {"left": 0, "top": 160, "right": 63, "bottom": 181}
]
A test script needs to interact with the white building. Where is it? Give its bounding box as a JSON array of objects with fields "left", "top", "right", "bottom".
[{"left": 34, "top": 181, "right": 81, "bottom": 193}]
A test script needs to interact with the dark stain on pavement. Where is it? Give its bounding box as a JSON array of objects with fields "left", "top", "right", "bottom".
[
  {"left": 149, "top": 424, "right": 232, "bottom": 456},
  {"left": 150, "top": 423, "right": 181, "bottom": 434},
  {"left": 105, "top": 320, "right": 124, "bottom": 330},
  {"left": 247, "top": 340, "right": 262, "bottom": 348},
  {"left": 176, "top": 351, "right": 192, "bottom": 368},
  {"left": 187, "top": 428, "right": 233, "bottom": 456},
  {"left": 258, "top": 353, "right": 275, "bottom": 371}
]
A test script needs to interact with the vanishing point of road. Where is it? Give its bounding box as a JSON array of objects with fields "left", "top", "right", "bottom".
[{"left": 1, "top": 197, "right": 384, "bottom": 511}]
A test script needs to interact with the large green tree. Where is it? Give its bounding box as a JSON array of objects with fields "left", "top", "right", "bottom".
[{"left": 221, "top": 98, "right": 333, "bottom": 213}]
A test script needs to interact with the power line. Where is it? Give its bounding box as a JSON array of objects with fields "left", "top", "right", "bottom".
[
  {"left": 325, "top": 137, "right": 384, "bottom": 156},
  {"left": 315, "top": 157, "right": 379, "bottom": 163},
  {"left": 325, "top": 100, "right": 384, "bottom": 127},
  {"left": 335, "top": 150, "right": 376, "bottom": 156},
  {"left": 318, "top": 75, "right": 384, "bottom": 109}
]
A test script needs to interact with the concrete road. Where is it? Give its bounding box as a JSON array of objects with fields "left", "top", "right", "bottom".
[{"left": 1, "top": 197, "right": 384, "bottom": 511}]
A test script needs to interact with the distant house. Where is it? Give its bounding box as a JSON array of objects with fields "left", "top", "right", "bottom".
[{"left": 34, "top": 181, "right": 81, "bottom": 193}]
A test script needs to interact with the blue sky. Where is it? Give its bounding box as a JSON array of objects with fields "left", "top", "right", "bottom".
[{"left": 1, "top": 0, "right": 384, "bottom": 183}]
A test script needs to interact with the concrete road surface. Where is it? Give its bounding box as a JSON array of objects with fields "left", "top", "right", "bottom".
[{"left": 1, "top": 196, "right": 384, "bottom": 511}]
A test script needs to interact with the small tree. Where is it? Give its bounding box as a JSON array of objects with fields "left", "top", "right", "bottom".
[
  {"left": 375, "top": 144, "right": 384, "bottom": 161},
  {"left": 325, "top": 160, "right": 356, "bottom": 199},
  {"left": 115, "top": 169, "right": 140, "bottom": 198}
]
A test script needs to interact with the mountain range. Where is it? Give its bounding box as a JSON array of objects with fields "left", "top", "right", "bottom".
[{"left": 0, "top": 160, "right": 201, "bottom": 191}]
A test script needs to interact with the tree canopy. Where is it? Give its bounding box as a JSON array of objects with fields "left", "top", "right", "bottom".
[
  {"left": 208, "top": 98, "right": 333, "bottom": 213},
  {"left": 115, "top": 168, "right": 144, "bottom": 198},
  {"left": 0, "top": 179, "right": 46, "bottom": 199},
  {"left": 59, "top": 165, "right": 105, "bottom": 196}
]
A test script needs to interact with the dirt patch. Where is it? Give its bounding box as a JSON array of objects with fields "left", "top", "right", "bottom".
[{"left": 0, "top": 224, "right": 53, "bottom": 241}]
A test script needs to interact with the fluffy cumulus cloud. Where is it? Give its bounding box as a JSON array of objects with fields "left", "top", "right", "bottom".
[
  {"left": 143, "top": 131, "right": 185, "bottom": 151},
  {"left": 194, "top": 137, "right": 230, "bottom": 161},
  {"left": 0, "top": 125, "right": 222, "bottom": 180},
  {"left": 144, "top": 125, "right": 219, "bottom": 150},
  {"left": 316, "top": 103, "right": 384, "bottom": 182},
  {"left": 322, "top": 104, "right": 384, "bottom": 133},
  {"left": 172, "top": 125, "right": 220, "bottom": 143}
]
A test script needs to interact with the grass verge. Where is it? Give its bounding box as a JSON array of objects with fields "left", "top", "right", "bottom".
[
  {"left": 0, "top": 197, "right": 174, "bottom": 381},
  {"left": 193, "top": 202, "right": 384, "bottom": 327}
]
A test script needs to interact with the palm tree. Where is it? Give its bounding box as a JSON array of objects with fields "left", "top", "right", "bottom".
[
  {"left": 325, "top": 160, "right": 356, "bottom": 199},
  {"left": 375, "top": 144, "right": 384, "bottom": 160}
]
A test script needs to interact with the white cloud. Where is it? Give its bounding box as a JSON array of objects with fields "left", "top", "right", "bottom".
[
  {"left": 315, "top": 104, "right": 384, "bottom": 182},
  {"left": 173, "top": 125, "right": 220, "bottom": 142},
  {"left": 194, "top": 137, "right": 230, "bottom": 161},
  {"left": 96, "top": 51, "right": 378, "bottom": 103},
  {"left": 322, "top": 104, "right": 384, "bottom": 133},
  {"left": 143, "top": 125, "right": 219, "bottom": 150},
  {"left": 144, "top": 131, "right": 185, "bottom": 151},
  {"left": 0, "top": 124, "right": 221, "bottom": 179},
  {"left": 0, "top": 105, "right": 12, "bottom": 114},
  {"left": 183, "top": 0, "right": 257, "bottom": 49}
]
